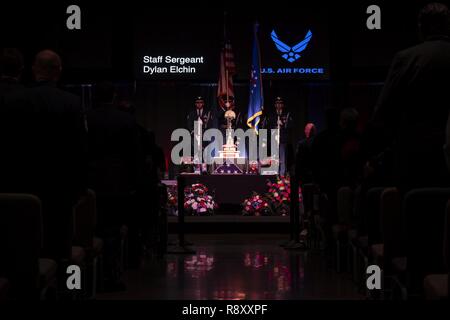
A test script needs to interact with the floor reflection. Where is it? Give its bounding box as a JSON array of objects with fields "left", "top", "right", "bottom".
[
  {"left": 167, "top": 251, "right": 215, "bottom": 279},
  {"left": 98, "top": 234, "right": 362, "bottom": 300}
]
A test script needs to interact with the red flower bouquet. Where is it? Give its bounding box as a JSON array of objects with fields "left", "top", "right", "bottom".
[
  {"left": 166, "top": 185, "right": 178, "bottom": 216},
  {"left": 242, "top": 192, "right": 273, "bottom": 216},
  {"left": 265, "top": 175, "right": 302, "bottom": 216},
  {"left": 184, "top": 183, "right": 218, "bottom": 215}
]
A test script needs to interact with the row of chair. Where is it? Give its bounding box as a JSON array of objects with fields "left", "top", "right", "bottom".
[
  {"left": 331, "top": 185, "right": 449, "bottom": 299},
  {"left": 0, "top": 190, "right": 105, "bottom": 300}
]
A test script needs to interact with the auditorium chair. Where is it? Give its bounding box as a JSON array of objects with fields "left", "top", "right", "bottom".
[
  {"left": 300, "top": 183, "right": 323, "bottom": 250},
  {"left": 351, "top": 187, "right": 383, "bottom": 291},
  {"left": 332, "top": 186, "right": 354, "bottom": 273},
  {"left": 347, "top": 185, "right": 362, "bottom": 281},
  {"left": 72, "top": 189, "right": 103, "bottom": 299},
  {"left": 369, "top": 187, "right": 404, "bottom": 299},
  {"left": 402, "top": 188, "right": 450, "bottom": 298},
  {"left": 0, "top": 278, "right": 9, "bottom": 300},
  {"left": 423, "top": 199, "right": 449, "bottom": 300},
  {"left": 156, "top": 182, "right": 169, "bottom": 257},
  {"left": 0, "top": 194, "right": 57, "bottom": 300}
]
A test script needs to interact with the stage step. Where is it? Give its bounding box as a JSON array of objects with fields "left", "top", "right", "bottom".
[{"left": 168, "top": 215, "right": 290, "bottom": 233}]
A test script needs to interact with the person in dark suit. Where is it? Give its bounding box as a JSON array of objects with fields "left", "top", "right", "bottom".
[
  {"left": 186, "top": 96, "right": 212, "bottom": 163},
  {"left": 372, "top": 2, "right": 450, "bottom": 191},
  {"left": 311, "top": 107, "right": 342, "bottom": 224},
  {"left": 87, "top": 82, "right": 144, "bottom": 281},
  {"left": 118, "top": 99, "right": 164, "bottom": 261},
  {"left": 339, "top": 108, "right": 363, "bottom": 188},
  {"left": 186, "top": 96, "right": 213, "bottom": 134},
  {"left": 0, "top": 48, "right": 24, "bottom": 98},
  {"left": 0, "top": 48, "right": 38, "bottom": 298},
  {"left": 1, "top": 50, "right": 88, "bottom": 262},
  {"left": 295, "top": 122, "right": 316, "bottom": 185},
  {"left": 445, "top": 112, "right": 450, "bottom": 171},
  {"left": 87, "top": 82, "right": 141, "bottom": 228},
  {"left": 31, "top": 50, "right": 88, "bottom": 261},
  {"left": 0, "top": 48, "right": 27, "bottom": 191}
]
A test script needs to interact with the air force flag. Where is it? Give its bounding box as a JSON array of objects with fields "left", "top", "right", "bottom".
[{"left": 247, "top": 23, "right": 264, "bottom": 133}]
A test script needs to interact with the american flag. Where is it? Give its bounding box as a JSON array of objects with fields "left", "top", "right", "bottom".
[{"left": 217, "top": 41, "right": 236, "bottom": 107}]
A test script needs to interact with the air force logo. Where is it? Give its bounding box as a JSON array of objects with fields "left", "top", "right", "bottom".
[{"left": 271, "top": 29, "right": 312, "bottom": 63}]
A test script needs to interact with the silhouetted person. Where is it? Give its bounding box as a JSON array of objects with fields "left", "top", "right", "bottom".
[
  {"left": 1, "top": 50, "right": 87, "bottom": 262},
  {"left": 87, "top": 82, "right": 143, "bottom": 284},
  {"left": 117, "top": 99, "right": 161, "bottom": 182},
  {"left": 0, "top": 48, "right": 28, "bottom": 191},
  {"left": 32, "top": 50, "right": 88, "bottom": 261},
  {"left": 87, "top": 82, "right": 140, "bottom": 228},
  {"left": 311, "top": 107, "right": 342, "bottom": 224},
  {"left": 295, "top": 122, "right": 316, "bottom": 184},
  {"left": 312, "top": 108, "right": 341, "bottom": 188},
  {"left": 0, "top": 48, "right": 24, "bottom": 98},
  {"left": 0, "top": 48, "right": 37, "bottom": 299},
  {"left": 339, "top": 108, "right": 363, "bottom": 187},
  {"left": 118, "top": 99, "right": 163, "bottom": 256},
  {"left": 147, "top": 131, "right": 166, "bottom": 181},
  {"left": 445, "top": 112, "right": 450, "bottom": 171},
  {"left": 372, "top": 2, "right": 450, "bottom": 191}
]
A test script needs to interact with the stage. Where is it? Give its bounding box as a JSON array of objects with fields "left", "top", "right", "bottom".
[
  {"left": 163, "top": 173, "right": 294, "bottom": 240},
  {"left": 168, "top": 215, "right": 290, "bottom": 233},
  {"left": 171, "top": 173, "right": 278, "bottom": 212}
]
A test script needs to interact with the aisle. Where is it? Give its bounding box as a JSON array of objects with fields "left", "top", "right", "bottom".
[{"left": 97, "top": 234, "right": 363, "bottom": 300}]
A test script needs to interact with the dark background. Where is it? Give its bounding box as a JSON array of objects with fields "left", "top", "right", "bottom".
[
  {"left": 1, "top": 0, "right": 447, "bottom": 176},
  {"left": 134, "top": 5, "right": 330, "bottom": 80}
]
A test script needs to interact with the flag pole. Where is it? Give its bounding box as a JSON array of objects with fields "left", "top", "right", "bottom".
[
  {"left": 226, "top": 70, "right": 229, "bottom": 103},
  {"left": 224, "top": 11, "right": 229, "bottom": 104}
]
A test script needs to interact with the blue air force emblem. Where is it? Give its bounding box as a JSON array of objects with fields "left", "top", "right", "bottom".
[{"left": 271, "top": 29, "right": 312, "bottom": 63}]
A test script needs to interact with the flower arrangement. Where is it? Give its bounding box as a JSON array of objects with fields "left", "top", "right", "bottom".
[
  {"left": 184, "top": 183, "right": 218, "bottom": 215},
  {"left": 241, "top": 192, "right": 273, "bottom": 216},
  {"left": 166, "top": 185, "right": 178, "bottom": 216},
  {"left": 242, "top": 176, "right": 302, "bottom": 216},
  {"left": 265, "top": 175, "right": 302, "bottom": 216}
]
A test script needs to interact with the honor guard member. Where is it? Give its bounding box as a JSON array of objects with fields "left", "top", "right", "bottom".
[
  {"left": 187, "top": 96, "right": 212, "bottom": 134},
  {"left": 186, "top": 96, "right": 212, "bottom": 163}
]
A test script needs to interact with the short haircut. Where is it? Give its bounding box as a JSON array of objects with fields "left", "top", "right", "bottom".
[
  {"left": 33, "top": 50, "right": 62, "bottom": 80},
  {"left": 419, "top": 2, "right": 450, "bottom": 36}
]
